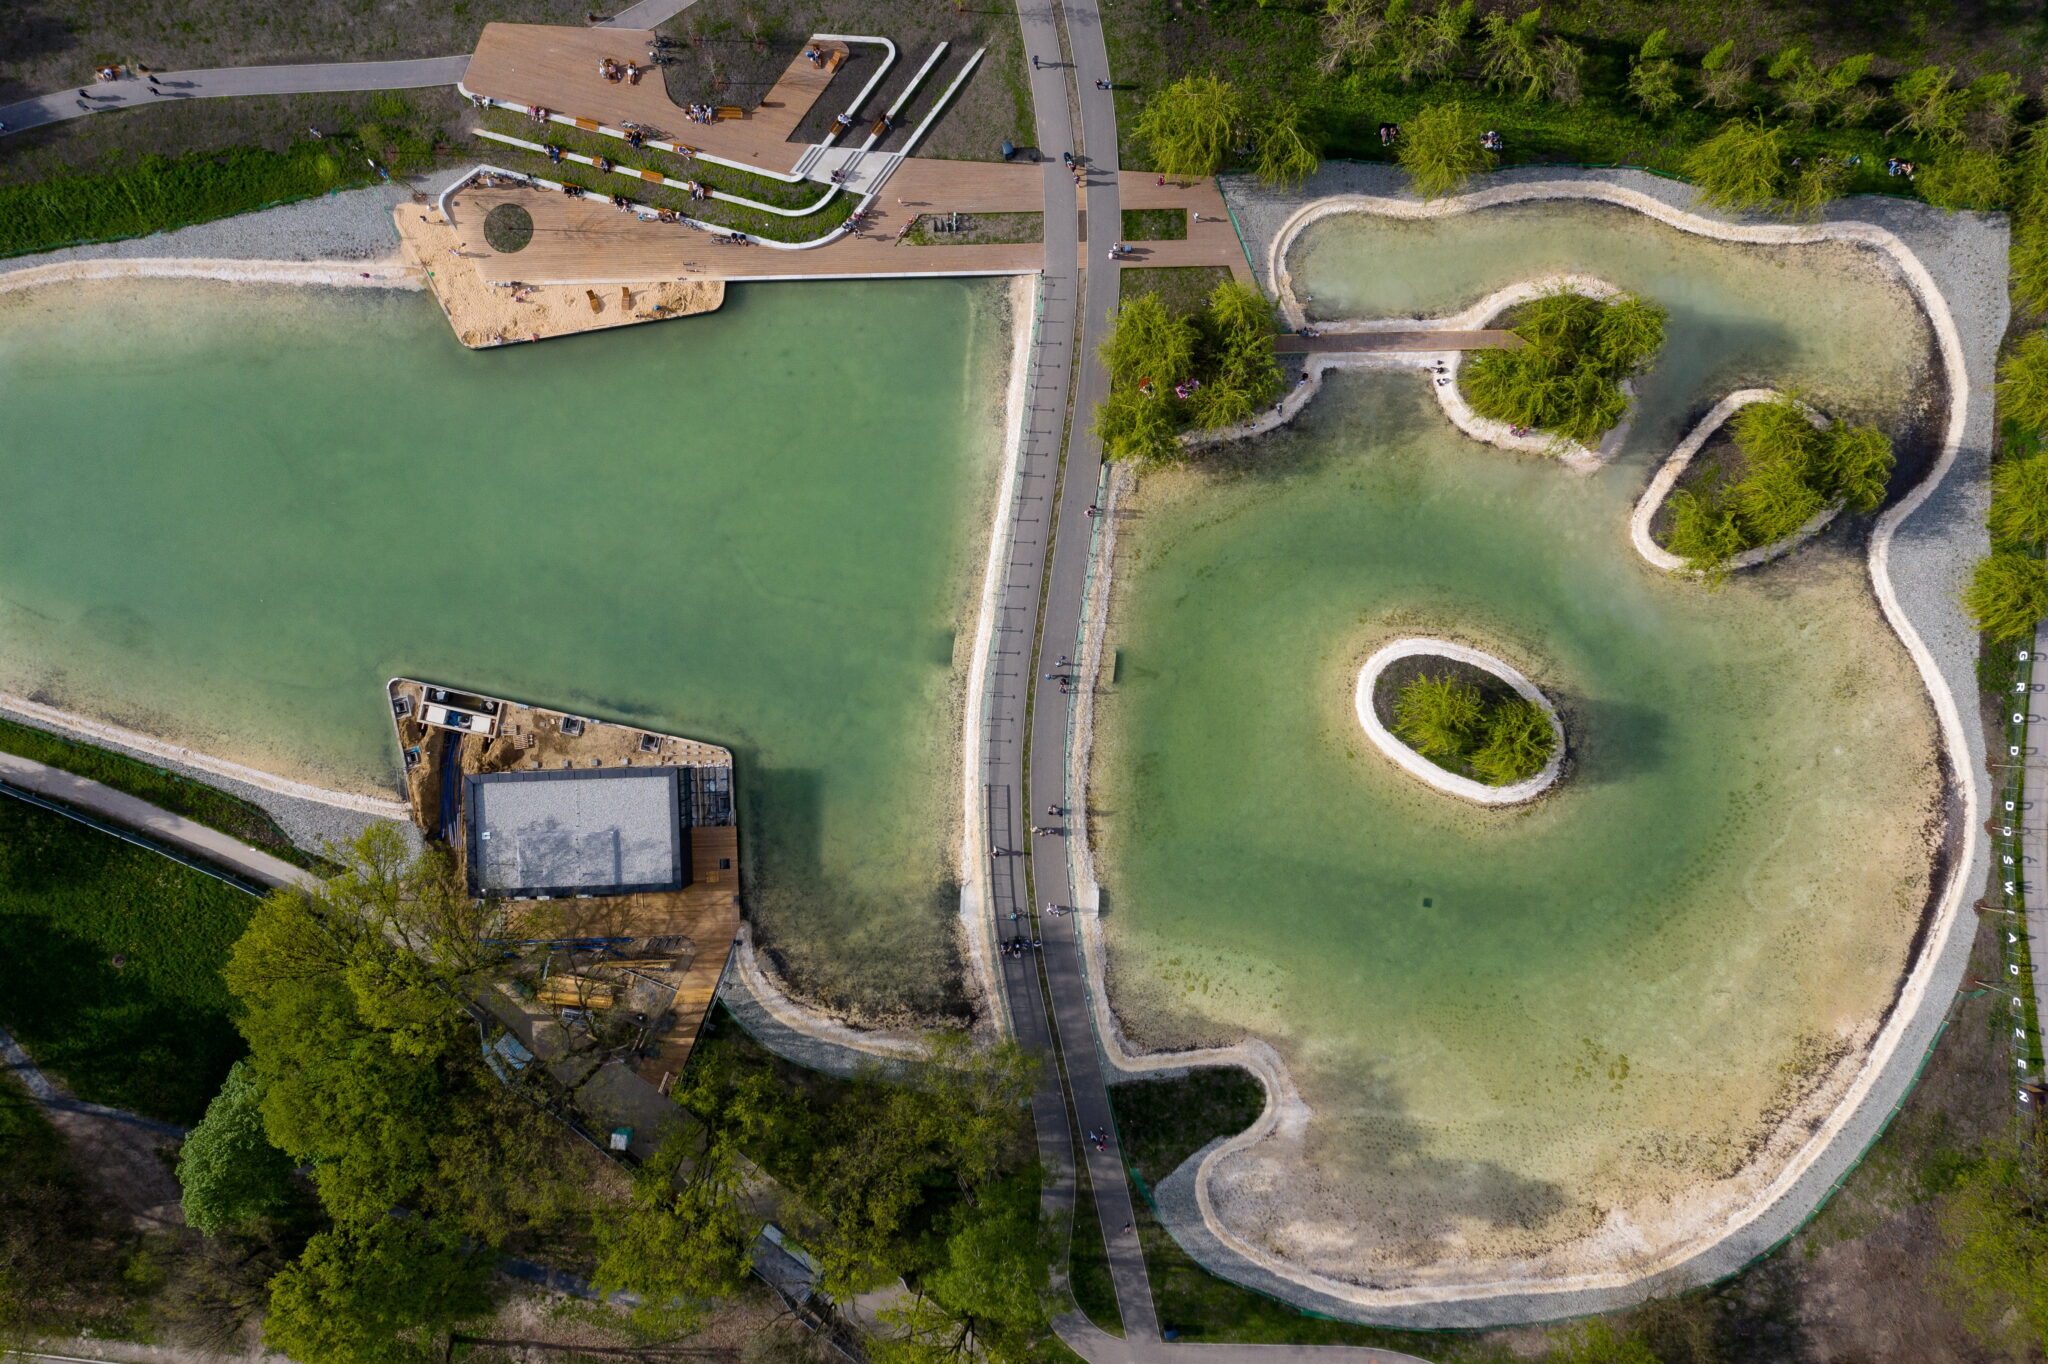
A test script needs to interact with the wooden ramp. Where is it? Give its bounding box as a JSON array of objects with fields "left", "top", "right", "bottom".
[{"left": 1274, "top": 330, "right": 1524, "bottom": 352}]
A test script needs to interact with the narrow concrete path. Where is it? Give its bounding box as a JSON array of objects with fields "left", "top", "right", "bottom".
[
  {"left": 0, "top": 56, "right": 471, "bottom": 135},
  {"left": 0, "top": 752, "right": 312, "bottom": 890},
  {"left": 2019, "top": 626, "right": 2048, "bottom": 1049},
  {"left": 603, "top": 0, "right": 706, "bottom": 30}
]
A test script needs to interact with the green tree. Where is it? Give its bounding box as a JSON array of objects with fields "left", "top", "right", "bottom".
[
  {"left": 1999, "top": 332, "right": 2048, "bottom": 432},
  {"left": 1732, "top": 455, "right": 1828, "bottom": 544},
  {"left": 2015, "top": 220, "right": 2048, "bottom": 316},
  {"left": 1934, "top": 1149, "right": 2048, "bottom": 1354},
  {"left": 1464, "top": 289, "right": 1663, "bottom": 444},
  {"left": 1254, "top": 102, "right": 1322, "bottom": 189},
  {"left": 874, "top": 1172, "right": 1049, "bottom": 1364},
  {"left": 178, "top": 1060, "right": 298, "bottom": 1236},
  {"left": 591, "top": 1127, "right": 755, "bottom": 1337},
  {"left": 1921, "top": 147, "right": 2015, "bottom": 210},
  {"left": 1626, "top": 29, "right": 1682, "bottom": 119},
  {"left": 1468, "top": 699, "right": 1556, "bottom": 786},
  {"left": 1103, "top": 292, "right": 1198, "bottom": 391},
  {"left": 1965, "top": 549, "right": 2048, "bottom": 642},
  {"left": 1889, "top": 65, "right": 1968, "bottom": 144},
  {"left": 1781, "top": 157, "right": 1849, "bottom": 221},
  {"left": 262, "top": 1219, "right": 491, "bottom": 1364},
  {"left": 1132, "top": 74, "right": 1244, "bottom": 178},
  {"left": 1991, "top": 454, "right": 2048, "bottom": 544},
  {"left": 1398, "top": 101, "right": 1493, "bottom": 201},
  {"left": 1392, "top": 674, "right": 1483, "bottom": 760},
  {"left": 1537, "top": 34, "right": 1585, "bottom": 105},
  {"left": 1665, "top": 485, "right": 1744, "bottom": 579},
  {"left": 1389, "top": 0, "right": 1473, "bottom": 85},
  {"left": 1477, "top": 8, "right": 1545, "bottom": 100},
  {"left": 1320, "top": 0, "right": 1396, "bottom": 75},
  {"left": 1683, "top": 116, "right": 1788, "bottom": 211},
  {"left": 1817, "top": 422, "right": 1894, "bottom": 512}
]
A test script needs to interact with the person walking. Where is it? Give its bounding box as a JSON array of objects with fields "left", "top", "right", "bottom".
[{"left": 1031, "top": 54, "right": 1041, "bottom": 70}]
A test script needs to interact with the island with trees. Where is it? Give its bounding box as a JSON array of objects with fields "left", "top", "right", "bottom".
[
  {"left": 1354, "top": 638, "right": 1564, "bottom": 803},
  {"left": 1461, "top": 287, "right": 1667, "bottom": 455},
  {"left": 1644, "top": 390, "right": 1896, "bottom": 579}
]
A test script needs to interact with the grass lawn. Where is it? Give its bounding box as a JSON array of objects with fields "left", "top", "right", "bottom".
[
  {"left": 905, "top": 210, "right": 1042, "bottom": 246},
  {"left": 1100, "top": 0, "right": 1986, "bottom": 209},
  {"left": 1109, "top": 1069, "right": 1264, "bottom": 1188},
  {"left": 1120, "top": 207, "right": 1185, "bottom": 241},
  {"left": 0, "top": 90, "right": 462, "bottom": 256},
  {"left": 0, "top": 796, "right": 255, "bottom": 1125},
  {"left": 1120, "top": 265, "right": 1233, "bottom": 318},
  {"left": 0, "top": 716, "right": 313, "bottom": 866}
]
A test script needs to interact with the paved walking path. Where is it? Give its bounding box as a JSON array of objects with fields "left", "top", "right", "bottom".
[
  {"left": 2020, "top": 625, "right": 2048, "bottom": 1050},
  {"left": 0, "top": 57, "right": 470, "bottom": 135},
  {"left": 988, "top": 0, "right": 1166, "bottom": 1345},
  {"left": 0, "top": 752, "right": 312, "bottom": 890}
]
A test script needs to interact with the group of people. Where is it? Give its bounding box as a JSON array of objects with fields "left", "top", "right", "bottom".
[
  {"left": 1001, "top": 936, "right": 1044, "bottom": 959},
  {"left": 804, "top": 45, "right": 829, "bottom": 67},
  {"left": 1480, "top": 128, "right": 1505, "bottom": 151},
  {"left": 1084, "top": 1126, "right": 1110, "bottom": 1153},
  {"left": 523, "top": 103, "right": 554, "bottom": 123},
  {"left": 597, "top": 56, "right": 644, "bottom": 84},
  {"left": 1885, "top": 156, "right": 1917, "bottom": 179},
  {"left": 1378, "top": 122, "right": 1402, "bottom": 145},
  {"left": 685, "top": 103, "right": 719, "bottom": 124}
]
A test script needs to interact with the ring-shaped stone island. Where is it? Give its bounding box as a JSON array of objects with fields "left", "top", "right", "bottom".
[{"left": 1354, "top": 638, "right": 1565, "bottom": 804}]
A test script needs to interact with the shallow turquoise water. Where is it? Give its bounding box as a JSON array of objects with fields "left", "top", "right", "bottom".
[
  {"left": 0, "top": 277, "right": 1009, "bottom": 1013},
  {"left": 1096, "top": 202, "right": 1945, "bottom": 1276}
]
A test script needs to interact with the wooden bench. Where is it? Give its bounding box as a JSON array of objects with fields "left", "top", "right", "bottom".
[{"left": 714, "top": 105, "right": 745, "bottom": 120}]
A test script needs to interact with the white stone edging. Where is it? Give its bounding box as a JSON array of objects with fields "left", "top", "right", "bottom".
[
  {"left": 1068, "top": 180, "right": 1982, "bottom": 1315},
  {"left": 1353, "top": 639, "right": 1564, "bottom": 804},
  {"left": 1630, "top": 388, "right": 1837, "bottom": 573},
  {"left": 727, "top": 923, "right": 925, "bottom": 1059}
]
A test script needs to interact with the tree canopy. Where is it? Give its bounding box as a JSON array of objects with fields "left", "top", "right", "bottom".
[
  {"left": 1097, "top": 281, "right": 1282, "bottom": 463},
  {"left": 1462, "top": 289, "right": 1665, "bottom": 446},
  {"left": 1132, "top": 74, "right": 1244, "bottom": 178},
  {"left": 1391, "top": 672, "right": 1556, "bottom": 786},
  {"left": 1396, "top": 101, "right": 1493, "bottom": 201},
  {"left": 177, "top": 1059, "right": 298, "bottom": 1235}
]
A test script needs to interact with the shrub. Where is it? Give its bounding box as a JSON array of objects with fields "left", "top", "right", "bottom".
[
  {"left": 1965, "top": 549, "right": 2048, "bottom": 642},
  {"left": 1922, "top": 148, "right": 2016, "bottom": 210},
  {"left": 1393, "top": 674, "right": 1483, "bottom": 759},
  {"left": 1665, "top": 485, "right": 1745, "bottom": 579},
  {"left": 1463, "top": 289, "right": 1665, "bottom": 445},
  {"left": 1990, "top": 454, "right": 2048, "bottom": 544},
  {"left": 1468, "top": 699, "right": 1557, "bottom": 786},
  {"left": 1253, "top": 103, "right": 1322, "bottom": 189},
  {"left": 1392, "top": 673, "right": 1554, "bottom": 785},
  {"left": 1998, "top": 333, "right": 2048, "bottom": 431},
  {"left": 1397, "top": 101, "right": 1493, "bottom": 201}
]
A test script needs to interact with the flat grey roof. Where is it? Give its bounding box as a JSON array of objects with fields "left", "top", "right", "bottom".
[{"left": 465, "top": 767, "right": 683, "bottom": 898}]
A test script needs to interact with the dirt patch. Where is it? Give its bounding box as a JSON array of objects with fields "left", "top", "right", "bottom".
[
  {"left": 653, "top": 0, "right": 1029, "bottom": 162},
  {"left": 44, "top": 1106, "right": 185, "bottom": 1231}
]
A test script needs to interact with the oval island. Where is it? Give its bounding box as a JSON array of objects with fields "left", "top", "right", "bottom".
[{"left": 1354, "top": 638, "right": 1565, "bottom": 804}]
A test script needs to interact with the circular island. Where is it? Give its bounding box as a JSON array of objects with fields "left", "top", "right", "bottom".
[{"left": 1354, "top": 638, "right": 1565, "bottom": 804}]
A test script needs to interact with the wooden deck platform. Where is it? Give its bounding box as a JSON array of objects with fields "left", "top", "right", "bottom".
[{"left": 463, "top": 24, "right": 844, "bottom": 168}]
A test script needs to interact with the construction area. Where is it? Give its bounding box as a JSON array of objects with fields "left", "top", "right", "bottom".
[{"left": 387, "top": 677, "right": 740, "bottom": 1096}]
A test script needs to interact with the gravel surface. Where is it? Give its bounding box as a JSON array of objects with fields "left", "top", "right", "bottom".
[
  {"left": 0, "top": 164, "right": 474, "bottom": 279},
  {"left": 1161, "top": 163, "right": 2005, "bottom": 1327}
]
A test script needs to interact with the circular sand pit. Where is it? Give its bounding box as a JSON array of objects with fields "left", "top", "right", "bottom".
[
  {"left": 483, "top": 203, "right": 534, "bottom": 254},
  {"left": 1355, "top": 638, "right": 1565, "bottom": 804}
]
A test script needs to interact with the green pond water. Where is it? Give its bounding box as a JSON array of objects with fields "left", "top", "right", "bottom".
[
  {"left": 0, "top": 277, "right": 1012, "bottom": 1016},
  {"left": 1095, "top": 201, "right": 1946, "bottom": 1278}
]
